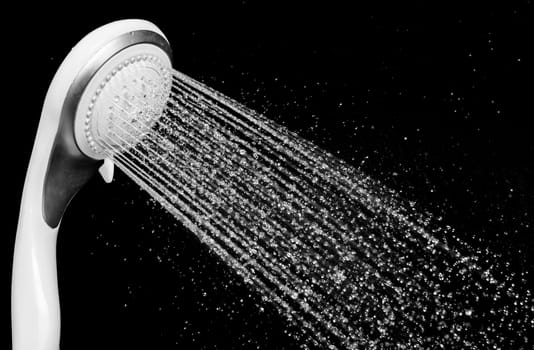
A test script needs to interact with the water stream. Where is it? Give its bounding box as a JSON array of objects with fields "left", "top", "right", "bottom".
[{"left": 96, "top": 68, "right": 533, "bottom": 349}]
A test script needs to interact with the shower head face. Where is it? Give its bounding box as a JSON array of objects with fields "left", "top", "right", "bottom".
[{"left": 74, "top": 44, "right": 172, "bottom": 160}]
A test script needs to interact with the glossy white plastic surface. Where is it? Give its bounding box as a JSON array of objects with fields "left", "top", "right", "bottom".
[
  {"left": 99, "top": 158, "right": 115, "bottom": 183},
  {"left": 12, "top": 19, "right": 167, "bottom": 350}
]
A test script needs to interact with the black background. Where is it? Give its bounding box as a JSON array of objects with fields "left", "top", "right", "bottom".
[{"left": 4, "top": 1, "right": 533, "bottom": 349}]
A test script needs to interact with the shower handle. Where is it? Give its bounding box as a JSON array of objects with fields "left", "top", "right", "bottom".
[{"left": 12, "top": 124, "right": 62, "bottom": 350}]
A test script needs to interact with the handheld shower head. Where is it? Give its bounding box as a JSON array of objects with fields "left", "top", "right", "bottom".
[{"left": 12, "top": 20, "right": 172, "bottom": 350}]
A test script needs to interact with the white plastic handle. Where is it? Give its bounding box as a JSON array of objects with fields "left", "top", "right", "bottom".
[
  {"left": 12, "top": 198, "right": 61, "bottom": 350},
  {"left": 12, "top": 77, "right": 64, "bottom": 349}
]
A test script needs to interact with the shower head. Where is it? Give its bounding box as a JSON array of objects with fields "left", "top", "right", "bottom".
[
  {"left": 74, "top": 39, "right": 172, "bottom": 160},
  {"left": 12, "top": 20, "right": 172, "bottom": 350}
]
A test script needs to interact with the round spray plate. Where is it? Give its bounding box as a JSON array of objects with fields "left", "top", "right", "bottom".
[{"left": 74, "top": 43, "right": 172, "bottom": 160}]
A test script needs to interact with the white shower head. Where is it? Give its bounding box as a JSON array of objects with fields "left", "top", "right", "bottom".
[
  {"left": 74, "top": 39, "right": 172, "bottom": 160},
  {"left": 11, "top": 19, "right": 172, "bottom": 350}
]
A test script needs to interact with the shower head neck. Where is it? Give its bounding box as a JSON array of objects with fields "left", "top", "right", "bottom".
[{"left": 12, "top": 20, "right": 172, "bottom": 350}]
